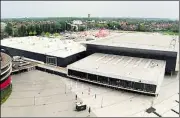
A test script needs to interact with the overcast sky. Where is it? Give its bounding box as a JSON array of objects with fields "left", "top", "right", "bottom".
[{"left": 1, "top": 1, "right": 179, "bottom": 19}]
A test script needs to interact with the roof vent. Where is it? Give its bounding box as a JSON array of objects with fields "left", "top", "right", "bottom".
[{"left": 150, "top": 62, "right": 158, "bottom": 68}]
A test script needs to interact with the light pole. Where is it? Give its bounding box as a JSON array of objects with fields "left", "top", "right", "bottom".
[
  {"left": 65, "top": 84, "right": 66, "bottom": 94},
  {"left": 101, "top": 97, "right": 103, "bottom": 108}
]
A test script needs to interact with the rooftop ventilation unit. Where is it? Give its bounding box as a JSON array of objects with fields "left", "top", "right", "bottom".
[{"left": 150, "top": 62, "right": 158, "bottom": 68}]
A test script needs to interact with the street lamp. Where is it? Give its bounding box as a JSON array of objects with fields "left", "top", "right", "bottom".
[
  {"left": 65, "top": 84, "right": 66, "bottom": 94},
  {"left": 101, "top": 97, "right": 103, "bottom": 108}
]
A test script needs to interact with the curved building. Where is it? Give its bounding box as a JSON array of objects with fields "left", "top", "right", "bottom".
[{"left": 1, "top": 52, "right": 12, "bottom": 104}]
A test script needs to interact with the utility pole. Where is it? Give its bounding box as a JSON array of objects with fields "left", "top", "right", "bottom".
[{"left": 101, "top": 97, "right": 103, "bottom": 108}]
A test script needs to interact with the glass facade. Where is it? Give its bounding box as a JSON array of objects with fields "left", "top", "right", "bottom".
[{"left": 68, "top": 69, "right": 157, "bottom": 94}]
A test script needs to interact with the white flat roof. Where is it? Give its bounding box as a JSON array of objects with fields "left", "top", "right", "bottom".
[
  {"left": 84, "top": 32, "right": 179, "bottom": 52},
  {"left": 67, "top": 53, "right": 166, "bottom": 85},
  {"left": 1, "top": 36, "right": 86, "bottom": 58}
]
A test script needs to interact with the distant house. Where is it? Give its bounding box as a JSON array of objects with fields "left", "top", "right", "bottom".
[
  {"left": 98, "top": 21, "right": 107, "bottom": 24},
  {"left": 70, "top": 24, "right": 78, "bottom": 31},
  {"left": 87, "top": 20, "right": 95, "bottom": 23},
  {"left": 72, "top": 20, "right": 83, "bottom": 25}
]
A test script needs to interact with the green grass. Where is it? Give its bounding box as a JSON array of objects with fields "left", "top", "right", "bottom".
[
  {"left": 117, "top": 30, "right": 179, "bottom": 36},
  {"left": 160, "top": 31, "right": 179, "bottom": 36},
  {"left": 1, "top": 84, "right": 12, "bottom": 105}
]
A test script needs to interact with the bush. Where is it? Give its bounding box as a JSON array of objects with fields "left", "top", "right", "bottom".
[
  {"left": 53, "top": 33, "right": 60, "bottom": 37},
  {"left": 45, "top": 32, "right": 50, "bottom": 37},
  {"left": 1, "top": 84, "right": 12, "bottom": 104},
  {"left": 41, "top": 32, "right": 45, "bottom": 36}
]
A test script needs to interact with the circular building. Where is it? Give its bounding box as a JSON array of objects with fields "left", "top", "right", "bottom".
[{"left": 1, "top": 52, "right": 12, "bottom": 104}]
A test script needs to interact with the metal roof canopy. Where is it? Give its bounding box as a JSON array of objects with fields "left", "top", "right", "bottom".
[{"left": 67, "top": 53, "right": 166, "bottom": 91}]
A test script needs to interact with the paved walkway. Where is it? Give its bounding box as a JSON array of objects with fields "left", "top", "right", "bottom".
[
  {"left": 61, "top": 73, "right": 179, "bottom": 117},
  {"left": 1, "top": 70, "right": 179, "bottom": 117},
  {"left": 1, "top": 70, "right": 96, "bottom": 117}
]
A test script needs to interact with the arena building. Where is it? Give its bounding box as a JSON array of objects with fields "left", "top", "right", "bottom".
[
  {"left": 1, "top": 32, "right": 179, "bottom": 95},
  {"left": 1, "top": 36, "right": 86, "bottom": 67},
  {"left": 1, "top": 52, "right": 12, "bottom": 103},
  {"left": 67, "top": 53, "right": 166, "bottom": 96},
  {"left": 83, "top": 32, "right": 179, "bottom": 73}
]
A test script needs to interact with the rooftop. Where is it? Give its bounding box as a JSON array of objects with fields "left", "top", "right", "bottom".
[
  {"left": 1, "top": 36, "right": 86, "bottom": 58},
  {"left": 67, "top": 53, "right": 166, "bottom": 85},
  {"left": 84, "top": 32, "right": 179, "bottom": 52}
]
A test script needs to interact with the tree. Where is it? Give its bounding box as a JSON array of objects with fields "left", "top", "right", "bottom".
[
  {"left": 138, "top": 23, "right": 145, "bottom": 32},
  {"left": 33, "top": 31, "right": 37, "bottom": 36},
  {"left": 54, "top": 22, "right": 62, "bottom": 32},
  {"left": 78, "top": 25, "right": 86, "bottom": 31},
  {"left": 13, "top": 28, "right": 19, "bottom": 37},
  {"left": 18, "top": 25, "right": 26, "bottom": 36},
  {"left": 29, "top": 31, "right": 33, "bottom": 36},
  {"left": 35, "top": 24, "right": 41, "bottom": 35},
  {"left": 1, "top": 31, "right": 9, "bottom": 40},
  {"left": 41, "top": 32, "right": 45, "bottom": 36},
  {"left": 5, "top": 23, "right": 13, "bottom": 36},
  {"left": 171, "top": 24, "right": 179, "bottom": 33}
]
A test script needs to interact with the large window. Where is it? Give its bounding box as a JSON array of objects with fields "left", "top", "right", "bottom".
[
  {"left": 109, "top": 78, "right": 118, "bottom": 86},
  {"left": 126, "top": 80, "right": 132, "bottom": 88},
  {"left": 68, "top": 69, "right": 157, "bottom": 94},
  {"left": 133, "top": 82, "right": 144, "bottom": 91},
  {"left": 68, "top": 69, "right": 87, "bottom": 79},
  {"left": 116, "top": 80, "right": 122, "bottom": 87},
  {"left": 88, "top": 74, "right": 97, "bottom": 81},
  {"left": 98, "top": 76, "right": 108, "bottom": 84},
  {"left": 144, "top": 84, "right": 156, "bottom": 93}
]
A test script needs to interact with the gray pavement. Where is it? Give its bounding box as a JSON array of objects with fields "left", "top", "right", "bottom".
[
  {"left": 1, "top": 69, "right": 179, "bottom": 117},
  {"left": 1, "top": 70, "right": 96, "bottom": 117},
  {"left": 61, "top": 72, "right": 179, "bottom": 117}
]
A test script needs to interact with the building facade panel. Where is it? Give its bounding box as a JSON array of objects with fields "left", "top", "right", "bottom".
[{"left": 67, "top": 69, "right": 157, "bottom": 95}]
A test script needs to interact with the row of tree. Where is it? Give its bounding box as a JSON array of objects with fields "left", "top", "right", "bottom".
[
  {"left": 2, "top": 18, "right": 179, "bottom": 39},
  {"left": 4, "top": 21, "right": 68, "bottom": 37}
]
